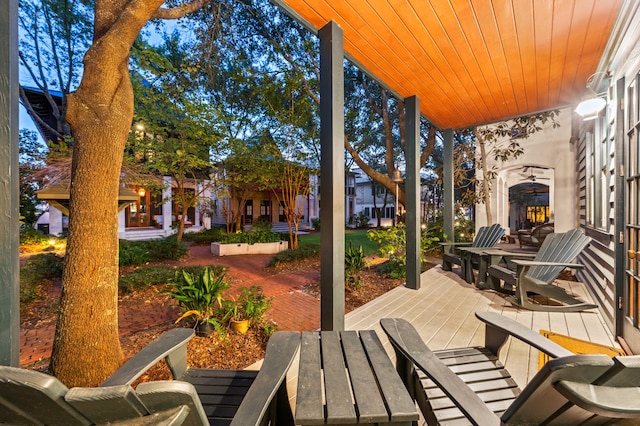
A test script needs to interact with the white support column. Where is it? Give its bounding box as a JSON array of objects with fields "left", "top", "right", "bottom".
[{"left": 162, "top": 176, "right": 172, "bottom": 235}]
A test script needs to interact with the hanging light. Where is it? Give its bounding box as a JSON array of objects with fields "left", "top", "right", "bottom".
[
  {"left": 391, "top": 169, "right": 403, "bottom": 225},
  {"left": 138, "top": 188, "right": 146, "bottom": 197},
  {"left": 575, "top": 72, "right": 608, "bottom": 120},
  {"left": 391, "top": 169, "right": 403, "bottom": 184}
]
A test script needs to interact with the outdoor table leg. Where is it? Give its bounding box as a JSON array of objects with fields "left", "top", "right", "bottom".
[{"left": 476, "top": 252, "right": 503, "bottom": 289}]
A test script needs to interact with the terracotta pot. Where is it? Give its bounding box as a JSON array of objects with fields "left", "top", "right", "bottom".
[{"left": 230, "top": 318, "right": 250, "bottom": 334}]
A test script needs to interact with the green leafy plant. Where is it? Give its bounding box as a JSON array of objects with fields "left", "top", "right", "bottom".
[
  {"left": 117, "top": 265, "right": 225, "bottom": 293},
  {"left": 182, "top": 227, "right": 225, "bottom": 245},
  {"left": 311, "top": 217, "right": 320, "bottom": 230},
  {"left": 168, "top": 267, "right": 230, "bottom": 335},
  {"left": 226, "top": 286, "right": 272, "bottom": 326},
  {"left": 345, "top": 242, "right": 366, "bottom": 287},
  {"left": 368, "top": 225, "right": 407, "bottom": 278}
]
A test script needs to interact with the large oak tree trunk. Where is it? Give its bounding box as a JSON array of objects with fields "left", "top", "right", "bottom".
[{"left": 50, "top": 0, "right": 161, "bottom": 387}]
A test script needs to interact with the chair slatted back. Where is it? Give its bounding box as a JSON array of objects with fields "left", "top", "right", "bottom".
[
  {"left": 503, "top": 355, "right": 640, "bottom": 425},
  {"left": 528, "top": 229, "right": 591, "bottom": 283},
  {"left": 472, "top": 223, "right": 505, "bottom": 248},
  {"left": 0, "top": 366, "right": 208, "bottom": 426},
  {"left": 0, "top": 366, "right": 89, "bottom": 425}
]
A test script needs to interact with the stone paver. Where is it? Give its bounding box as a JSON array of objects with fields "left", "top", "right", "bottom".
[{"left": 20, "top": 244, "right": 321, "bottom": 366}]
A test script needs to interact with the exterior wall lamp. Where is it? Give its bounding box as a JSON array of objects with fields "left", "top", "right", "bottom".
[
  {"left": 575, "top": 72, "right": 608, "bottom": 121},
  {"left": 575, "top": 96, "right": 606, "bottom": 121}
]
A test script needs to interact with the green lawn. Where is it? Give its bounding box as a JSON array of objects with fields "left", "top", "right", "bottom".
[{"left": 299, "top": 229, "right": 378, "bottom": 256}]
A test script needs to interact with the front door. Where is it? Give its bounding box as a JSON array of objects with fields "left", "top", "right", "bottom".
[
  {"left": 127, "top": 187, "right": 150, "bottom": 227},
  {"left": 622, "top": 73, "right": 640, "bottom": 352}
]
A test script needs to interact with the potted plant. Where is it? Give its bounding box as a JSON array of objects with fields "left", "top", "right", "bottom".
[
  {"left": 226, "top": 286, "right": 272, "bottom": 334},
  {"left": 168, "top": 267, "right": 230, "bottom": 337}
]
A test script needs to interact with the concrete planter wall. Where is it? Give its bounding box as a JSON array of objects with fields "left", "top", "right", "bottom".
[{"left": 211, "top": 241, "right": 288, "bottom": 256}]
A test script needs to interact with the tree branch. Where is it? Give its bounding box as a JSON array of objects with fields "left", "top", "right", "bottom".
[{"left": 152, "top": 0, "right": 212, "bottom": 20}]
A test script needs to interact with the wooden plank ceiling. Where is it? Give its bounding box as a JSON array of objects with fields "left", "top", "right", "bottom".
[{"left": 276, "top": 0, "right": 623, "bottom": 129}]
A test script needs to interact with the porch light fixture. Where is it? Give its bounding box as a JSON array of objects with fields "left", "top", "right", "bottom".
[
  {"left": 575, "top": 97, "right": 606, "bottom": 120},
  {"left": 138, "top": 188, "right": 146, "bottom": 197},
  {"left": 575, "top": 72, "right": 608, "bottom": 120},
  {"left": 391, "top": 169, "right": 403, "bottom": 225}
]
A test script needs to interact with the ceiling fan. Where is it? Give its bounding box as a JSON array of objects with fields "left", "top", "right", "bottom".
[{"left": 519, "top": 166, "right": 550, "bottom": 182}]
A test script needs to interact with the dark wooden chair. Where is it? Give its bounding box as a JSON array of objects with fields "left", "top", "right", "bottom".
[
  {"left": 0, "top": 329, "right": 300, "bottom": 426},
  {"left": 486, "top": 229, "right": 596, "bottom": 311},
  {"left": 517, "top": 222, "right": 554, "bottom": 248},
  {"left": 381, "top": 313, "right": 640, "bottom": 426},
  {"left": 440, "top": 223, "right": 505, "bottom": 281}
]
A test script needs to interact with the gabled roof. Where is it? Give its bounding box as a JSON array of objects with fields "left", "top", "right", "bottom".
[{"left": 273, "top": 0, "right": 623, "bottom": 129}]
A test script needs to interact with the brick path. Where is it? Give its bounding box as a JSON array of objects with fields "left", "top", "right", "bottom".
[{"left": 20, "top": 244, "right": 321, "bottom": 366}]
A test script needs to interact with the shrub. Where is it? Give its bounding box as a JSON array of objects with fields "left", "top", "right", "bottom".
[
  {"left": 20, "top": 253, "right": 64, "bottom": 303},
  {"left": 353, "top": 211, "right": 370, "bottom": 229},
  {"left": 119, "top": 240, "right": 152, "bottom": 266},
  {"left": 118, "top": 236, "right": 188, "bottom": 266},
  {"left": 421, "top": 224, "right": 444, "bottom": 255},
  {"left": 183, "top": 227, "right": 225, "bottom": 245},
  {"left": 219, "top": 230, "right": 281, "bottom": 245},
  {"left": 268, "top": 244, "right": 320, "bottom": 267},
  {"left": 19, "top": 225, "right": 49, "bottom": 245},
  {"left": 251, "top": 220, "right": 272, "bottom": 232},
  {"left": 145, "top": 236, "right": 189, "bottom": 260},
  {"left": 368, "top": 225, "right": 407, "bottom": 278},
  {"left": 311, "top": 217, "right": 320, "bottom": 230},
  {"left": 345, "top": 242, "right": 365, "bottom": 287}
]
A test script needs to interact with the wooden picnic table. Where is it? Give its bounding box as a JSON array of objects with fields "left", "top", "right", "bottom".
[
  {"left": 458, "top": 247, "right": 537, "bottom": 288},
  {"left": 295, "top": 330, "right": 418, "bottom": 425}
]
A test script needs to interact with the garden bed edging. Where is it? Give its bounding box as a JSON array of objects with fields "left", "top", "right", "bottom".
[{"left": 211, "top": 241, "right": 288, "bottom": 256}]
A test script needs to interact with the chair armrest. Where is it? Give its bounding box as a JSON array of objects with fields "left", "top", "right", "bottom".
[
  {"left": 380, "top": 318, "right": 501, "bottom": 426},
  {"left": 475, "top": 312, "right": 573, "bottom": 358},
  {"left": 230, "top": 331, "right": 300, "bottom": 426},
  {"left": 554, "top": 381, "right": 640, "bottom": 418},
  {"left": 101, "top": 329, "right": 194, "bottom": 387},
  {"left": 510, "top": 260, "right": 585, "bottom": 269}
]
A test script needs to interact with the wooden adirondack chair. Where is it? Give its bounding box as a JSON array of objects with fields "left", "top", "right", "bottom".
[
  {"left": 0, "top": 329, "right": 300, "bottom": 426},
  {"left": 440, "top": 223, "right": 505, "bottom": 283},
  {"left": 486, "top": 229, "right": 596, "bottom": 311},
  {"left": 381, "top": 314, "right": 640, "bottom": 426}
]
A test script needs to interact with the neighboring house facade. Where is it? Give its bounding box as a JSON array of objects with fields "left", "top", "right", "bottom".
[{"left": 354, "top": 169, "right": 398, "bottom": 227}]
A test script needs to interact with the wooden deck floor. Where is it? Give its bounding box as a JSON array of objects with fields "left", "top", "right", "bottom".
[{"left": 284, "top": 264, "right": 618, "bottom": 415}]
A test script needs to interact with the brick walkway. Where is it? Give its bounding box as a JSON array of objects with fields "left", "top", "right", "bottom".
[{"left": 20, "top": 244, "right": 321, "bottom": 366}]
